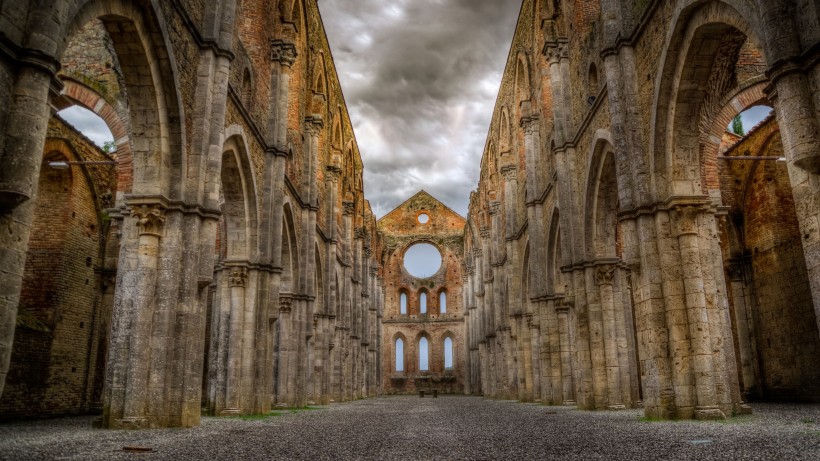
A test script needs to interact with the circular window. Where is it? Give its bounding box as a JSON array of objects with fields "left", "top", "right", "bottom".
[
  {"left": 418, "top": 213, "right": 429, "bottom": 224},
  {"left": 403, "top": 243, "right": 442, "bottom": 278}
]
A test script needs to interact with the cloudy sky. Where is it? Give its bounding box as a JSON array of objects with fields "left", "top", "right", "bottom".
[{"left": 319, "top": 0, "right": 523, "bottom": 217}]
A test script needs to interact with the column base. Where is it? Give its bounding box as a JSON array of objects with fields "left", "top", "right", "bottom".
[
  {"left": 562, "top": 400, "right": 576, "bottom": 406},
  {"left": 734, "top": 402, "right": 753, "bottom": 415},
  {"left": 694, "top": 406, "right": 727, "bottom": 420},
  {"left": 608, "top": 404, "right": 626, "bottom": 410},
  {"left": 219, "top": 409, "right": 241, "bottom": 416},
  {"left": 112, "top": 417, "right": 149, "bottom": 429}
]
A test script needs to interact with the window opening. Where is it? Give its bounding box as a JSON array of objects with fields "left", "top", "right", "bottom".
[
  {"left": 444, "top": 337, "right": 453, "bottom": 369},
  {"left": 395, "top": 338, "right": 404, "bottom": 372},
  {"left": 419, "top": 337, "right": 429, "bottom": 371}
]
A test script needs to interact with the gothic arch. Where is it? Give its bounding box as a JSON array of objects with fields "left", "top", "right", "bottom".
[
  {"left": 546, "top": 207, "right": 563, "bottom": 294},
  {"left": 64, "top": 0, "right": 187, "bottom": 200},
  {"left": 649, "top": 0, "right": 764, "bottom": 199},
  {"left": 220, "top": 130, "right": 259, "bottom": 262},
  {"left": 499, "top": 107, "right": 512, "bottom": 154},
  {"left": 583, "top": 132, "right": 620, "bottom": 261},
  {"left": 281, "top": 202, "right": 299, "bottom": 294}
]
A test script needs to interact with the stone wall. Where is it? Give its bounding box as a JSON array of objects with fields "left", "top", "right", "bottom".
[
  {"left": 465, "top": 0, "right": 820, "bottom": 419},
  {"left": 379, "top": 191, "right": 466, "bottom": 394}
]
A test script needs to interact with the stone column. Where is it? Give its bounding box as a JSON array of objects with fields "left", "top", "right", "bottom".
[
  {"left": 556, "top": 302, "right": 576, "bottom": 405},
  {"left": 276, "top": 294, "right": 294, "bottom": 404},
  {"left": 527, "top": 314, "right": 540, "bottom": 401},
  {"left": 725, "top": 262, "right": 759, "bottom": 398},
  {"left": 221, "top": 267, "right": 247, "bottom": 414},
  {"left": 117, "top": 204, "right": 165, "bottom": 428},
  {"left": 595, "top": 264, "right": 625, "bottom": 409},
  {"left": 0, "top": 51, "right": 58, "bottom": 397},
  {"left": 671, "top": 205, "right": 722, "bottom": 419},
  {"left": 268, "top": 38, "right": 297, "bottom": 409},
  {"left": 543, "top": 40, "right": 569, "bottom": 144}
]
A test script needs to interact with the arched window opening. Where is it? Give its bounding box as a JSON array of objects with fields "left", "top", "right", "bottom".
[
  {"left": 400, "top": 291, "right": 407, "bottom": 315},
  {"left": 439, "top": 291, "right": 447, "bottom": 314},
  {"left": 419, "top": 337, "right": 429, "bottom": 371},
  {"left": 57, "top": 106, "right": 114, "bottom": 150},
  {"left": 395, "top": 338, "right": 404, "bottom": 372},
  {"left": 587, "top": 63, "right": 598, "bottom": 106},
  {"left": 444, "top": 337, "right": 453, "bottom": 369},
  {"left": 241, "top": 68, "right": 252, "bottom": 108},
  {"left": 419, "top": 292, "right": 427, "bottom": 314}
]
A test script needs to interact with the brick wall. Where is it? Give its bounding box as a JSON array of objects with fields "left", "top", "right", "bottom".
[{"left": 0, "top": 118, "right": 116, "bottom": 419}]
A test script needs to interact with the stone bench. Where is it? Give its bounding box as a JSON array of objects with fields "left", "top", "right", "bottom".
[{"left": 418, "top": 388, "right": 438, "bottom": 398}]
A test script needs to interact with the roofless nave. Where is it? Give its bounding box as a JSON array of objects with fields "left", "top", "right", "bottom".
[{"left": 0, "top": 0, "right": 819, "bottom": 428}]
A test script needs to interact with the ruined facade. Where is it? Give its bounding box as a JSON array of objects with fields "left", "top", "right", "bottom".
[
  {"left": 464, "top": 0, "right": 820, "bottom": 419},
  {"left": 1, "top": 0, "right": 819, "bottom": 429},
  {"left": 378, "top": 191, "right": 466, "bottom": 395},
  {"left": 0, "top": 0, "right": 383, "bottom": 427}
]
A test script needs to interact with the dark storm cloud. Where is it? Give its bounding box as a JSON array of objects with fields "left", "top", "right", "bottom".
[{"left": 320, "top": 0, "right": 522, "bottom": 217}]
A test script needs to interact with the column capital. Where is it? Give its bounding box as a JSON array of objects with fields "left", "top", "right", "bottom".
[
  {"left": 229, "top": 267, "right": 248, "bottom": 288},
  {"left": 488, "top": 201, "right": 501, "bottom": 216},
  {"left": 671, "top": 204, "right": 708, "bottom": 237},
  {"left": 271, "top": 39, "right": 298, "bottom": 67},
  {"left": 343, "top": 200, "right": 356, "bottom": 216},
  {"left": 520, "top": 114, "right": 540, "bottom": 134},
  {"left": 543, "top": 39, "right": 568, "bottom": 63},
  {"left": 500, "top": 164, "right": 518, "bottom": 181},
  {"left": 594, "top": 264, "right": 616, "bottom": 286},
  {"left": 279, "top": 293, "right": 293, "bottom": 313},
  {"left": 326, "top": 165, "right": 342, "bottom": 183},
  {"left": 479, "top": 226, "right": 491, "bottom": 239},
  {"left": 305, "top": 115, "right": 324, "bottom": 134},
  {"left": 131, "top": 204, "right": 166, "bottom": 237}
]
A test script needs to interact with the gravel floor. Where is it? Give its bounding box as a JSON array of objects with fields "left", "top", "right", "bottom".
[{"left": 1, "top": 396, "right": 819, "bottom": 460}]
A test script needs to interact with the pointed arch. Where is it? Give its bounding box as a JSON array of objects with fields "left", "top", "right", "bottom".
[
  {"left": 649, "top": 0, "right": 764, "bottom": 199},
  {"left": 416, "top": 332, "right": 431, "bottom": 372},
  {"left": 281, "top": 202, "right": 299, "bottom": 294},
  {"left": 65, "top": 0, "right": 188, "bottom": 200},
  {"left": 221, "top": 128, "right": 260, "bottom": 262},
  {"left": 499, "top": 107, "right": 512, "bottom": 154},
  {"left": 584, "top": 133, "right": 620, "bottom": 260},
  {"left": 514, "top": 52, "right": 531, "bottom": 107}
]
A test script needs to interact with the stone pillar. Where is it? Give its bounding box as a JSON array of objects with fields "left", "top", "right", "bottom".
[
  {"left": 0, "top": 55, "right": 57, "bottom": 397},
  {"left": 117, "top": 204, "right": 165, "bottom": 428},
  {"left": 221, "top": 267, "right": 247, "bottom": 414},
  {"left": 595, "top": 264, "right": 625, "bottom": 409},
  {"left": 543, "top": 40, "right": 569, "bottom": 144},
  {"left": 556, "top": 302, "right": 576, "bottom": 405},
  {"left": 276, "top": 294, "right": 294, "bottom": 404},
  {"left": 525, "top": 314, "right": 538, "bottom": 401},
  {"left": 671, "top": 205, "right": 722, "bottom": 419}
]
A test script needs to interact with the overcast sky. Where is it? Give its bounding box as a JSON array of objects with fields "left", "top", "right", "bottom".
[{"left": 319, "top": 0, "right": 523, "bottom": 217}]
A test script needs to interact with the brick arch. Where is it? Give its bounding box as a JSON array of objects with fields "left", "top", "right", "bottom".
[
  {"left": 59, "top": 78, "right": 133, "bottom": 202},
  {"left": 499, "top": 107, "right": 511, "bottom": 154},
  {"left": 699, "top": 81, "right": 769, "bottom": 193},
  {"left": 514, "top": 52, "right": 531, "bottom": 106},
  {"left": 64, "top": 0, "right": 187, "bottom": 201},
  {"left": 649, "top": 0, "right": 765, "bottom": 200}
]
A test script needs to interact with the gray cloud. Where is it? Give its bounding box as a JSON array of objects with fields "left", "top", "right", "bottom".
[{"left": 320, "top": 0, "right": 522, "bottom": 217}]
